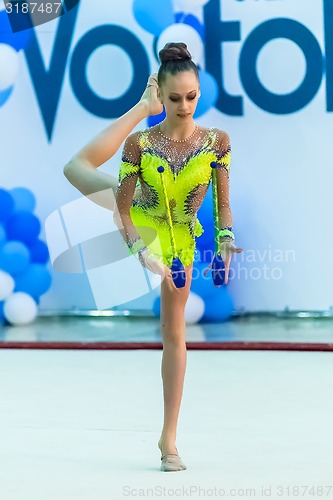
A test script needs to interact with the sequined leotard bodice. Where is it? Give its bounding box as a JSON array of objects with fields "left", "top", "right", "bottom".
[{"left": 116, "top": 124, "right": 233, "bottom": 267}]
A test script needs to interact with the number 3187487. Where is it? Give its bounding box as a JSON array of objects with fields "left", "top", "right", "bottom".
[{"left": 5, "top": 2, "right": 63, "bottom": 14}]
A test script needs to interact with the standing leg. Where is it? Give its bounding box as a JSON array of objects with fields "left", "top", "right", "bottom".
[{"left": 158, "top": 263, "right": 193, "bottom": 458}]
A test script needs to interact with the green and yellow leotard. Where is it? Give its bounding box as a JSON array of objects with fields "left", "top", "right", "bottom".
[{"left": 116, "top": 124, "right": 232, "bottom": 267}]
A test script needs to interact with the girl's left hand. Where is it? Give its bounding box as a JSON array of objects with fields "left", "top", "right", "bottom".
[
  {"left": 203, "top": 240, "right": 243, "bottom": 286},
  {"left": 139, "top": 73, "right": 163, "bottom": 116}
]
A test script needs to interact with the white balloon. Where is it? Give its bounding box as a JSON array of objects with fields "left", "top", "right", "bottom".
[
  {"left": 0, "top": 270, "right": 15, "bottom": 300},
  {"left": 0, "top": 43, "right": 20, "bottom": 91},
  {"left": 157, "top": 24, "right": 203, "bottom": 65},
  {"left": 184, "top": 291, "right": 205, "bottom": 325},
  {"left": 173, "top": 0, "right": 210, "bottom": 11},
  {"left": 4, "top": 292, "right": 38, "bottom": 326}
]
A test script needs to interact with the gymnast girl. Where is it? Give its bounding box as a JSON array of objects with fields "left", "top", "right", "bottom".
[{"left": 64, "top": 42, "right": 242, "bottom": 472}]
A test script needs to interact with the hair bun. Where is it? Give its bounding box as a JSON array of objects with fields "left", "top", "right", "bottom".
[{"left": 159, "top": 42, "right": 192, "bottom": 63}]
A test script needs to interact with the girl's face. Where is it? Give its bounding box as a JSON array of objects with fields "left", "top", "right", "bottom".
[{"left": 158, "top": 71, "right": 200, "bottom": 121}]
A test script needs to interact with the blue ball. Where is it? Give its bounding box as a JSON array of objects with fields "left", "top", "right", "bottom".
[
  {"left": 0, "top": 240, "right": 30, "bottom": 275},
  {"left": 0, "top": 301, "right": 4, "bottom": 321},
  {"left": 0, "top": 224, "right": 6, "bottom": 249},
  {"left": 174, "top": 12, "right": 205, "bottom": 40},
  {"left": 10, "top": 187, "right": 36, "bottom": 212},
  {"left": 147, "top": 109, "right": 166, "bottom": 127},
  {"left": 157, "top": 166, "right": 165, "bottom": 173},
  {"left": 194, "top": 70, "right": 219, "bottom": 118},
  {"left": 202, "top": 287, "right": 234, "bottom": 322},
  {"left": 0, "top": 86, "right": 14, "bottom": 107},
  {"left": 133, "top": 0, "right": 174, "bottom": 35},
  {"left": 6, "top": 210, "right": 41, "bottom": 246},
  {"left": 153, "top": 296, "right": 161, "bottom": 317},
  {"left": 29, "top": 239, "right": 49, "bottom": 264},
  {"left": 191, "top": 261, "right": 215, "bottom": 298},
  {"left": 0, "top": 9, "right": 32, "bottom": 51},
  {"left": 14, "top": 264, "right": 52, "bottom": 299},
  {"left": 0, "top": 300, "right": 8, "bottom": 327},
  {"left": 0, "top": 189, "right": 14, "bottom": 223}
]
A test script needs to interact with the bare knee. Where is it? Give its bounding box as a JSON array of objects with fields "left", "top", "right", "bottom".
[
  {"left": 161, "top": 327, "right": 186, "bottom": 347},
  {"left": 161, "top": 310, "right": 186, "bottom": 346}
]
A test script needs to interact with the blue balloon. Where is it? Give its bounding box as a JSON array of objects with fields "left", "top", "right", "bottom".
[
  {"left": 133, "top": 0, "right": 174, "bottom": 35},
  {"left": 202, "top": 286, "right": 234, "bottom": 322},
  {"left": 14, "top": 263, "right": 52, "bottom": 299},
  {"left": 0, "top": 86, "right": 14, "bottom": 107},
  {"left": 148, "top": 109, "right": 166, "bottom": 127},
  {"left": 6, "top": 210, "right": 41, "bottom": 246},
  {"left": 0, "top": 301, "right": 5, "bottom": 326},
  {"left": 0, "top": 224, "right": 6, "bottom": 249},
  {"left": 194, "top": 70, "right": 219, "bottom": 118},
  {"left": 153, "top": 295, "right": 161, "bottom": 317},
  {"left": 0, "top": 189, "right": 14, "bottom": 223},
  {"left": 191, "top": 261, "right": 216, "bottom": 298},
  {"left": 0, "top": 10, "right": 32, "bottom": 51},
  {"left": 10, "top": 187, "right": 36, "bottom": 212},
  {"left": 29, "top": 239, "right": 49, "bottom": 264},
  {"left": 174, "top": 12, "right": 205, "bottom": 40},
  {"left": 0, "top": 240, "right": 30, "bottom": 275}
]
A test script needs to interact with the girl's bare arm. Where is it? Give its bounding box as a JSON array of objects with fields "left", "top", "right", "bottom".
[
  {"left": 63, "top": 73, "right": 162, "bottom": 207},
  {"left": 63, "top": 102, "right": 148, "bottom": 210}
]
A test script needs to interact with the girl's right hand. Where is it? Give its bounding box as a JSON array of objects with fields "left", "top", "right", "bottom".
[
  {"left": 161, "top": 264, "right": 179, "bottom": 293},
  {"left": 139, "top": 251, "right": 178, "bottom": 292},
  {"left": 139, "top": 73, "right": 164, "bottom": 116}
]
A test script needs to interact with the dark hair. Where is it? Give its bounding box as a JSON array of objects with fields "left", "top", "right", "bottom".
[{"left": 157, "top": 42, "right": 199, "bottom": 86}]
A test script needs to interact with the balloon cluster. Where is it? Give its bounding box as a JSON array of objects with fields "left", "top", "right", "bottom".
[
  {"left": 132, "top": 0, "right": 219, "bottom": 127},
  {"left": 0, "top": 5, "right": 32, "bottom": 108},
  {"left": 152, "top": 182, "right": 235, "bottom": 325},
  {"left": 0, "top": 188, "right": 52, "bottom": 326}
]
